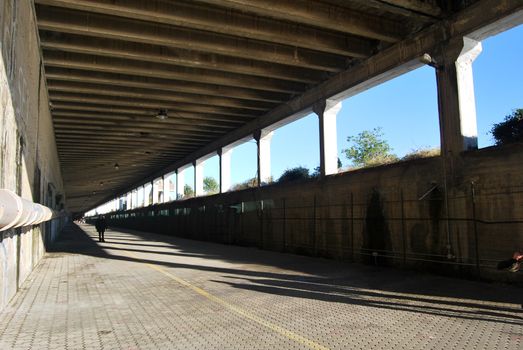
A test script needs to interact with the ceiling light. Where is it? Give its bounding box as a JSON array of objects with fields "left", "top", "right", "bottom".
[
  {"left": 419, "top": 53, "right": 440, "bottom": 69},
  {"left": 114, "top": 163, "right": 119, "bottom": 170},
  {"left": 155, "top": 109, "right": 168, "bottom": 120}
]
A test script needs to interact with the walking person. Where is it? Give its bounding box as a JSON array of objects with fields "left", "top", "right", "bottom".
[{"left": 95, "top": 215, "right": 108, "bottom": 242}]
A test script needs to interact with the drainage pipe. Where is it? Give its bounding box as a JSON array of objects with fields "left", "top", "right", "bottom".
[{"left": 0, "top": 189, "right": 56, "bottom": 231}]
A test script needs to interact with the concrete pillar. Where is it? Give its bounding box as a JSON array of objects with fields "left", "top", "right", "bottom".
[
  {"left": 313, "top": 99, "right": 342, "bottom": 176},
  {"left": 152, "top": 179, "right": 158, "bottom": 204},
  {"left": 436, "top": 37, "right": 482, "bottom": 156},
  {"left": 176, "top": 169, "right": 185, "bottom": 199},
  {"left": 131, "top": 190, "right": 137, "bottom": 209},
  {"left": 253, "top": 130, "right": 274, "bottom": 186},
  {"left": 194, "top": 159, "right": 204, "bottom": 197},
  {"left": 162, "top": 175, "right": 168, "bottom": 203},
  {"left": 150, "top": 180, "right": 156, "bottom": 204},
  {"left": 168, "top": 172, "right": 176, "bottom": 201},
  {"left": 218, "top": 146, "right": 233, "bottom": 193},
  {"left": 159, "top": 177, "right": 164, "bottom": 203}
]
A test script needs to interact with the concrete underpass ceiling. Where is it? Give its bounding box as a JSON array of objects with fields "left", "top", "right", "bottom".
[{"left": 33, "top": 0, "right": 474, "bottom": 213}]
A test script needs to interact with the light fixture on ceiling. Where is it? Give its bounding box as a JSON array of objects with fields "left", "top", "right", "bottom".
[
  {"left": 155, "top": 109, "right": 168, "bottom": 120},
  {"left": 114, "top": 163, "right": 119, "bottom": 170},
  {"left": 419, "top": 53, "right": 441, "bottom": 69}
]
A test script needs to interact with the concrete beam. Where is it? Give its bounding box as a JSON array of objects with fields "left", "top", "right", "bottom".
[
  {"left": 35, "top": 0, "right": 375, "bottom": 56},
  {"left": 51, "top": 111, "right": 238, "bottom": 130},
  {"left": 56, "top": 130, "right": 210, "bottom": 146},
  {"left": 380, "top": 1, "right": 442, "bottom": 17},
  {"left": 191, "top": 0, "right": 408, "bottom": 41},
  {"left": 47, "top": 82, "right": 276, "bottom": 111},
  {"left": 39, "top": 32, "right": 327, "bottom": 84},
  {"left": 49, "top": 93, "right": 257, "bottom": 119},
  {"left": 55, "top": 143, "right": 186, "bottom": 153},
  {"left": 45, "top": 68, "right": 290, "bottom": 104},
  {"left": 53, "top": 120, "right": 222, "bottom": 140},
  {"left": 36, "top": 5, "right": 350, "bottom": 71},
  {"left": 335, "top": 0, "right": 441, "bottom": 19},
  {"left": 51, "top": 103, "right": 250, "bottom": 124},
  {"left": 54, "top": 133, "right": 201, "bottom": 145},
  {"left": 43, "top": 51, "right": 306, "bottom": 94}
]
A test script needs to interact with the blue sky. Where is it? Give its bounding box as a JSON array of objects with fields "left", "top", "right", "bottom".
[{"left": 186, "top": 24, "right": 522, "bottom": 188}]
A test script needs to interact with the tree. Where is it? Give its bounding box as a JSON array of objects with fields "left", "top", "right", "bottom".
[
  {"left": 203, "top": 176, "right": 218, "bottom": 194},
  {"left": 183, "top": 184, "right": 194, "bottom": 198},
  {"left": 277, "top": 166, "right": 309, "bottom": 183},
  {"left": 343, "top": 127, "right": 397, "bottom": 167},
  {"left": 491, "top": 109, "right": 523, "bottom": 145}
]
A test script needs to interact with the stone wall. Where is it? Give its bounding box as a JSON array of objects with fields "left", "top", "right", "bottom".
[
  {"left": 105, "top": 144, "right": 523, "bottom": 284},
  {"left": 0, "top": 0, "right": 66, "bottom": 311}
]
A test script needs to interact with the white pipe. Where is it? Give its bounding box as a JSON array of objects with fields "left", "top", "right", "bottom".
[{"left": 0, "top": 189, "right": 57, "bottom": 231}]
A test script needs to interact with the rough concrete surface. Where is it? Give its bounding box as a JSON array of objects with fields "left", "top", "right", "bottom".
[
  {"left": 1, "top": 0, "right": 65, "bottom": 312},
  {"left": 0, "top": 223, "right": 521, "bottom": 349}
]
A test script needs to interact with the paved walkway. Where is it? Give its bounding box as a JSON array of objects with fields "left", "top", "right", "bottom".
[{"left": 0, "top": 224, "right": 521, "bottom": 349}]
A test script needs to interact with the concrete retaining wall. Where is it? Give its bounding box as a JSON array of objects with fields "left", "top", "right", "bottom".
[
  {"left": 0, "top": 0, "right": 66, "bottom": 312},
  {"left": 105, "top": 144, "right": 523, "bottom": 284}
]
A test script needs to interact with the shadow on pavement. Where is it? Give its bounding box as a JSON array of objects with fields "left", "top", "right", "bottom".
[{"left": 50, "top": 223, "right": 523, "bottom": 326}]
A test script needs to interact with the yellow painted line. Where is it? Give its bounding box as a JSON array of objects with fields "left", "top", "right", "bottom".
[{"left": 125, "top": 251, "right": 329, "bottom": 350}]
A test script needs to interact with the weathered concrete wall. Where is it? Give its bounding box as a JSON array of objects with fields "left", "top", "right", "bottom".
[
  {"left": 0, "top": 0, "right": 67, "bottom": 311},
  {"left": 105, "top": 144, "right": 523, "bottom": 284}
]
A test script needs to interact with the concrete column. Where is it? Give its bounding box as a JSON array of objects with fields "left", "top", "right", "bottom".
[
  {"left": 132, "top": 190, "right": 137, "bottom": 209},
  {"left": 159, "top": 177, "right": 164, "bottom": 203},
  {"left": 149, "top": 181, "right": 154, "bottom": 205},
  {"left": 436, "top": 37, "right": 482, "bottom": 156},
  {"left": 313, "top": 99, "right": 342, "bottom": 176},
  {"left": 152, "top": 179, "right": 159, "bottom": 204},
  {"left": 140, "top": 185, "right": 145, "bottom": 207},
  {"left": 176, "top": 169, "right": 185, "bottom": 199},
  {"left": 194, "top": 159, "right": 204, "bottom": 197},
  {"left": 253, "top": 130, "right": 274, "bottom": 186},
  {"left": 218, "top": 146, "right": 233, "bottom": 193},
  {"left": 162, "top": 175, "right": 168, "bottom": 203}
]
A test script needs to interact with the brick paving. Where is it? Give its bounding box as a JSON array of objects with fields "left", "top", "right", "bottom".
[{"left": 0, "top": 223, "right": 521, "bottom": 349}]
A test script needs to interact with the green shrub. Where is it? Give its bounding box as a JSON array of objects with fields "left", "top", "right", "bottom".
[
  {"left": 277, "top": 166, "right": 310, "bottom": 183},
  {"left": 491, "top": 109, "right": 523, "bottom": 145},
  {"left": 231, "top": 177, "right": 257, "bottom": 191},
  {"left": 402, "top": 147, "right": 440, "bottom": 161}
]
